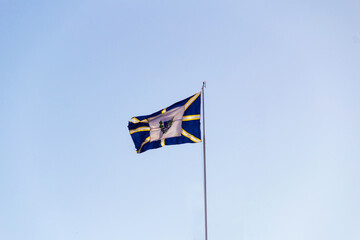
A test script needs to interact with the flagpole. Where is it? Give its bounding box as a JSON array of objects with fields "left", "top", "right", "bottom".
[{"left": 202, "top": 82, "right": 208, "bottom": 240}]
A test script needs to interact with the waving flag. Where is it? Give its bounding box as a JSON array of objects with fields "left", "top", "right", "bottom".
[{"left": 128, "top": 92, "right": 201, "bottom": 153}]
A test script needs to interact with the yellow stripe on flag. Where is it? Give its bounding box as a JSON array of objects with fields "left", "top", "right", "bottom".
[
  {"left": 182, "top": 114, "right": 200, "bottom": 121},
  {"left": 184, "top": 92, "right": 200, "bottom": 110},
  {"left": 137, "top": 136, "right": 151, "bottom": 153},
  {"left": 181, "top": 129, "right": 201, "bottom": 143},
  {"left": 131, "top": 117, "right": 148, "bottom": 124},
  {"left": 129, "top": 127, "right": 150, "bottom": 134}
]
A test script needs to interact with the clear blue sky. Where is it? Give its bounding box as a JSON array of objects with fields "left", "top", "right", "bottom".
[{"left": 1, "top": 1, "right": 359, "bottom": 239}]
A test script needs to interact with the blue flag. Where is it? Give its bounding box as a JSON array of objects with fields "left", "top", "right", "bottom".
[{"left": 128, "top": 92, "right": 201, "bottom": 153}]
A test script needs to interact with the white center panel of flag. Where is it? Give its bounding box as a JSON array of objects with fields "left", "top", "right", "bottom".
[{"left": 148, "top": 106, "right": 185, "bottom": 142}]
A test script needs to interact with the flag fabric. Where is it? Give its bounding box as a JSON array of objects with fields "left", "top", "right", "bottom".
[{"left": 128, "top": 92, "right": 201, "bottom": 153}]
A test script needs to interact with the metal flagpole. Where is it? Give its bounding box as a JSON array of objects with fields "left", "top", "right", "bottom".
[{"left": 202, "top": 82, "right": 208, "bottom": 240}]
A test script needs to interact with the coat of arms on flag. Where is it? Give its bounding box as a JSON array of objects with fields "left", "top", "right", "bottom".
[{"left": 128, "top": 92, "right": 201, "bottom": 153}]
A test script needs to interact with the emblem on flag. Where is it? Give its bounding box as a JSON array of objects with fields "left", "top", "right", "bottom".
[
  {"left": 159, "top": 118, "right": 173, "bottom": 134},
  {"left": 128, "top": 92, "right": 201, "bottom": 153}
]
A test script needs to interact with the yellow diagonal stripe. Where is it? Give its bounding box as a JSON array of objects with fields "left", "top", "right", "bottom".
[
  {"left": 161, "top": 139, "right": 165, "bottom": 147},
  {"left": 129, "top": 127, "right": 151, "bottom": 134},
  {"left": 181, "top": 129, "right": 201, "bottom": 143},
  {"left": 184, "top": 92, "right": 201, "bottom": 110},
  {"left": 137, "top": 136, "right": 151, "bottom": 153}
]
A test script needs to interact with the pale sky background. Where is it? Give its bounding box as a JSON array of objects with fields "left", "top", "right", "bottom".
[{"left": 1, "top": 1, "right": 360, "bottom": 240}]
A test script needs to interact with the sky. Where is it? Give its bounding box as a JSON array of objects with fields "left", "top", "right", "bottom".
[{"left": 1, "top": 0, "right": 360, "bottom": 239}]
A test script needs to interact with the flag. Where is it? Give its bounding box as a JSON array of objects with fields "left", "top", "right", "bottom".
[{"left": 128, "top": 92, "right": 201, "bottom": 153}]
